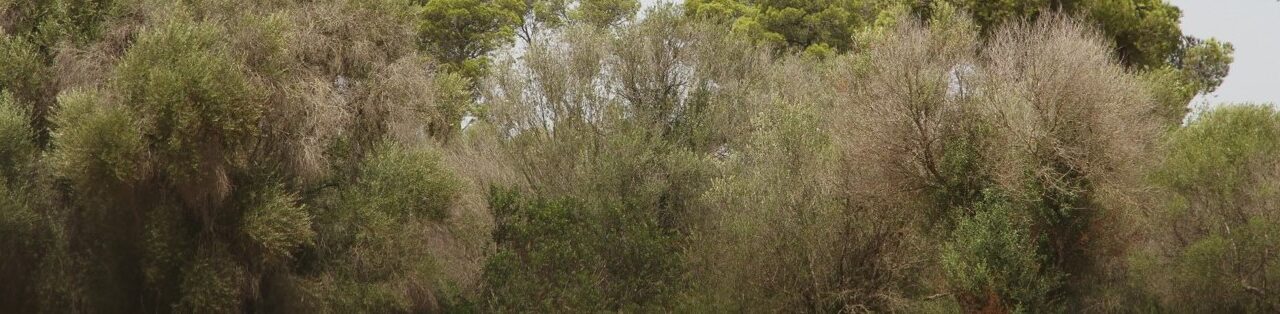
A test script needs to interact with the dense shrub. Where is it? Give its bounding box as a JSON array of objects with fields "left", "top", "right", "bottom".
[
  {"left": 1133, "top": 105, "right": 1280, "bottom": 312},
  {"left": 0, "top": 34, "right": 54, "bottom": 142},
  {"left": 482, "top": 188, "right": 609, "bottom": 311},
  {"left": 477, "top": 8, "right": 739, "bottom": 311},
  {"left": 0, "top": 93, "right": 35, "bottom": 179},
  {"left": 0, "top": 0, "right": 1266, "bottom": 312},
  {"left": 48, "top": 89, "right": 145, "bottom": 194},
  {"left": 115, "top": 13, "right": 262, "bottom": 201},
  {"left": 1, "top": 1, "right": 482, "bottom": 312},
  {"left": 974, "top": 16, "right": 1160, "bottom": 307},
  {"left": 942, "top": 194, "right": 1060, "bottom": 313},
  {"left": 0, "top": 91, "right": 74, "bottom": 313},
  {"left": 303, "top": 143, "right": 462, "bottom": 312},
  {"left": 830, "top": 8, "right": 1160, "bottom": 311},
  {"left": 687, "top": 102, "right": 923, "bottom": 311}
]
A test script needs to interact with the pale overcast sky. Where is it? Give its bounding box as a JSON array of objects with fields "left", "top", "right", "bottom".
[
  {"left": 1171, "top": 0, "right": 1280, "bottom": 106},
  {"left": 637, "top": 0, "right": 1277, "bottom": 105}
]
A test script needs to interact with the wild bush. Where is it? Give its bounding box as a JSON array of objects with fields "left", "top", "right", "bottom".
[
  {"left": 0, "top": 92, "right": 35, "bottom": 179},
  {"left": 0, "top": 91, "right": 75, "bottom": 312},
  {"left": 477, "top": 8, "right": 750, "bottom": 310},
  {"left": 482, "top": 187, "right": 609, "bottom": 311},
  {"left": 1134, "top": 105, "right": 1280, "bottom": 312},
  {"left": 0, "top": 34, "right": 54, "bottom": 142},
  {"left": 687, "top": 102, "right": 924, "bottom": 311},
  {"left": 830, "top": 7, "right": 1160, "bottom": 311},
  {"left": 975, "top": 17, "right": 1159, "bottom": 307},
  {"left": 114, "top": 12, "right": 263, "bottom": 206},
  {"left": 0, "top": 0, "right": 1263, "bottom": 312},
  {"left": 301, "top": 143, "right": 462, "bottom": 312},
  {"left": 48, "top": 89, "right": 146, "bottom": 195},
  {"left": 4, "top": 1, "right": 486, "bottom": 311},
  {"left": 942, "top": 193, "right": 1060, "bottom": 313}
]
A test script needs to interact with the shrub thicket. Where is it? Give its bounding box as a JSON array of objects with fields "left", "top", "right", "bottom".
[
  {"left": 0, "top": 0, "right": 1270, "bottom": 313},
  {"left": 2, "top": 0, "right": 483, "bottom": 312},
  {"left": 1132, "top": 105, "right": 1280, "bottom": 313}
]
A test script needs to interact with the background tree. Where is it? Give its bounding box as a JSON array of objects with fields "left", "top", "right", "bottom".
[
  {"left": 574, "top": 0, "right": 640, "bottom": 28},
  {"left": 684, "top": 0, "right": 1234, "bottom": 123},
  {"left": 415, "top": 0, "right": 524, "bottom": 80},
  {"left": 919, "top": 0, "right": 1185, "bottom": 70},
  {"left": 940, "top": 0, "right": 1232, "bottom": 124},
  {"left": 684, "top": 0, "right": 878, "bottom": 55}
]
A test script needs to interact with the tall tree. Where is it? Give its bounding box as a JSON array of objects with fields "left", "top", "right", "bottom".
[
  {"left": 685, "top": 0, "right": 872, "bottom": 54},
  {"left": 415, "top": 0, "right": 525, "bottom": 79}
]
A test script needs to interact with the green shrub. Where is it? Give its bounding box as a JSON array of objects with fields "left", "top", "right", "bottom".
[
  {"left": 174, "top": 244, "right": 247, "bottom": 313},
  {"left": 942, "top": 193, "right": 1061, "bottom": 313},
  {"left": 1139, "top": 105, "right": 1280, "bottom": 312},
  {"left": 0, "top": 93, "right": 34, "bottom": 181},
  {"left": 481, "top": 183, "right": 684, "bottom": 311},
  {"left": 342, "top": 143, "right": 460, "bottom": 220},
  {"left": 482, "top": 187, "right": 607, "bottom": 311},
  {"left": 240, "top": 184, "right": 314, "bottom": 266},
  {"left": 0, "top": 34, "right": 52, "bottom": 142},
  {"left": 307, "top": 143, "right": 462, "bottom": 312},
  {"left": 0, "top": 34, "right": 47, "bottom": 101},
  {"left": 430, "top": 71, "right": 472, "bottom": 139},
  {"left": 0, "top": 94, "right": 71, "bottom": 311},
  {"left": 40, "top": 0, "right": 116, "bottom": 44},
  {"left": 115, "top": 13, "right": 262, "bottom": 183},
  {"left": 48, "top": 89, "right": 146, "bottom": 193},
  {"left": 1141, "top": 66, "right": 1198, "bottom": 126},
  {"left": 8, "top": 1, "right": 496, "bottom": 312},
  {"left": 1155, "top": 105, "right": 1280, "bottom": 196}
]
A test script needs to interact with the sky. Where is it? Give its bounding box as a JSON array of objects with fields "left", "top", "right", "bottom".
[{"left": 1170, "top": 0, "right": 1280, "bottom": 107}]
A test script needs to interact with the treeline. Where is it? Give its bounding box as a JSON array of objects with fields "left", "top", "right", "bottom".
[{"left": 0, "top": 0, "right": 1273, "bottom": 313}]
